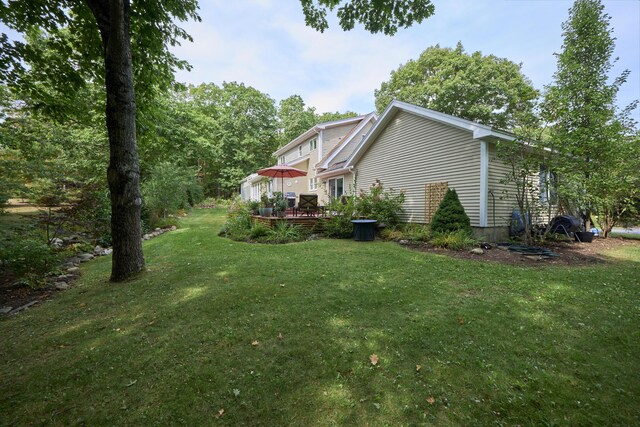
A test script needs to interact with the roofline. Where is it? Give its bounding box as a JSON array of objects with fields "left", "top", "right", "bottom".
[
  {"left": 317, "top": 112, "right": 377, "bottom": 169},
  {"left": 316, "top": 166, "right": 353, "bottom": 179},
  {"left": 273, "top": 114, "right": 368, "bottom": 156},
  {"left": 345, "top": 100, "right": 516, "bottom": 168}
]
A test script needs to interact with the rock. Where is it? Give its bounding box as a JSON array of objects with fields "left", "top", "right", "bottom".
[
  {"left": 54, "top": 282, "right": 70, "bottom": 290},
  {"left": 524, "top": 255, "right": 545, "bottom": 261},
  {"left": 57, "top": 274, "right": 76, "bottom": 283},
  {"left": 0, "top": 306, "right": 12, "bottom": 314},
  {"left": 78, "top": 253, "right": 94, "bottom": 262},
  {"left": 67, "top": 267, "right": 81, "bottom": 274},
  {"left": 66, "top": 257, "right": 82, "bottom": 265},
  {"left": 155, "top": 228, "right": 161, "bottom": 231},
  {"left": 103, "top": 248, "right": 113, "bottom": 255},
  {"left": 497, "top": 245, "right": 509, "bottom": 251},
  {"left": 94, "top": 245, "right": 104, "bottom": 255},
  {"left": 470, "top": 248, "right": 484, "bottom": 255},
  {"left": 143, "top": 234, "right": 151, "bottom": 240},
  {"left": 50, "top": 238, "right": 64, "bottom": 248},
  {"left": 398, "top": 239, "right": 409, "bottom": 245},
  {"left": 170, "top": 226, "right": 177, "bottom": 231}
]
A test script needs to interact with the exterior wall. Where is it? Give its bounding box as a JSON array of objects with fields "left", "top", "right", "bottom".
[
  {"left": 278, "top": 135, "right": 317, "bottom": 167},
  {"left": 322, "top": 124, "right": 358, "bottom": 159},
  {"left": 330, "top": 121, "right": 375, "bottom": 165},
  {"left": 487, "top": 143, "right": 519, "bottom": 228},
  {"left": 353, "top": 110, "right": 482, "bottom": 225}
]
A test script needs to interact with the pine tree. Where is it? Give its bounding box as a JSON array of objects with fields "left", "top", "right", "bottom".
[{"left": 430, "top": 189, "right": 472, "bottom": 234}]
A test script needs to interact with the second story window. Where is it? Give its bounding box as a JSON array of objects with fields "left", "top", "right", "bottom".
[
  {"left": 298, "top": 145, "right": 303, "bottom": 157},
  {"left": 310, "top": 138, "right": 317, "bottom": 150},
  {"left": 279, "top": 155, "right": 285, "bottom": 164}
]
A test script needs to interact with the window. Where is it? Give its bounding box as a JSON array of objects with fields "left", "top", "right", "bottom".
[
  {"left": 539, "top": 165, "right": 557, "bottom": 205},
  {"left": 298, "top": 145, "right": 303, "bottom": 157},
  {"left": 328, "top": 176, "right": 344, "bottom": 199},
  {"left": 309, "top": 138, "right": 317, "bottom": 150},
  {"left": 309, "top": 177, "right": 317, "bottom": 191},
  {"left": 279, "top": 155, "right": 285, "bottom": 164}
]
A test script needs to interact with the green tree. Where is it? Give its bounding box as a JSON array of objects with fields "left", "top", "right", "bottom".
[
  {"left": 375, "top": 43, "right": 539, "bottom": 129},
  {"left": 1, "top": 1, "right": 436, "bottom": 281},
  {"left": 542, "top": 0, "right": 639, "bottom": 234},
  {"left": 316, "top": 110, "right": 359, "bottom": 123},
  {"left": 277, "top": 95, "right": 317, "bottom": 145}
]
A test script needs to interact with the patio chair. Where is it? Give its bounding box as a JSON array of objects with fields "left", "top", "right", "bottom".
[{"left": 298, "top": 194, "right": 319, "bottom": 216}]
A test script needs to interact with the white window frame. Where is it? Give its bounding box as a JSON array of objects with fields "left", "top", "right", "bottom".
[
  {"left": 327, "top": 176, "right": 345, "bottom": 200},
  {"left": 298, "top": 145, "right": 303, "bottom": 157},
  {"left": 279, "top": 155, "right": 285, "bottom": 165},
  {"left": 309, "top": 138, "right": 317, "bottom": 150},
  {"left": 309, "top": 177, "right": 317, "bottom": 191}
]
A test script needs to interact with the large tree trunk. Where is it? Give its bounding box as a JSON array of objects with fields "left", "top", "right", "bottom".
[{"left": 86, "top": 0, "right": 145, "bottom": 281}]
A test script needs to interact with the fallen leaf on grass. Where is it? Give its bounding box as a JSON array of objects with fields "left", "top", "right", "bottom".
[
  {"left": 277, "top": 333, "right": 284, "bottom": 340},
  {"left": 426, "top": 396, "right": 435, "bottom": 405},
  {"left": 369, "top": 354, "right": 379, "bottom": 366},
  {"left": 416, "top": 365, "right": 422, "bottom": 372},
  {"left": 251, "top": 340, "right": 259, "bottom": 346},
  {"left": 457, "top": 316, "right": 465, "bottom": 325},
  {"left": 223, "top": 277, "right": 229, "bottom": 283},
  {"left": 232, "top": 389, "right": 240, "bottom": 397},
  {"left": 125, "top": 380, "right": 137, "bottom": 387},
  {"left": 215, "top": 408, "right": 225, "bottom": 418}
]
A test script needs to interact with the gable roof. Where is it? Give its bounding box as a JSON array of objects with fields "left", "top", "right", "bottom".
[
  {"left": 345, "top": 100, "right": 516, "bottom": 167},
  {"left": 274, "top": 114, "right": 369, "bottom": 157},
  {"left": 316, "top": 112, "right": 377, "bottom": 169}
]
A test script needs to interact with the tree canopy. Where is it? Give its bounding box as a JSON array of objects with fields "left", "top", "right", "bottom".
[
  {"left": 542, "top": 0, "right": 639, "bottom": 234},
  {"left": 375, "top": 42, "right": 539, "bottom": 129}
]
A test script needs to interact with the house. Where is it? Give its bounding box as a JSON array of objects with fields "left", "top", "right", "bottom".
[
  {"left": 240, "top": 113, "right": 377, "bottom": 204},
  {"left": 344, "top": 100, "right": 524, "bottom": 240},
  {"left": 242, "top": 100, "right": 548, "bottom": 240}
]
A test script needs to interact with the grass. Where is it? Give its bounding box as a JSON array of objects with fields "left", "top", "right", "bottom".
[{"left": 1, "top": 208, "right": 639, "bottom": 426}]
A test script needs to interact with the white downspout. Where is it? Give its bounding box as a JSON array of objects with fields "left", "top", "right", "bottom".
[{"left": 479, "top": 140, "right": 489, "bottom": 228}]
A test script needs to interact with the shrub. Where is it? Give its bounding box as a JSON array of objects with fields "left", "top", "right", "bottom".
[
  {"left": 403, "top": 223, "right": 432, "bottom": 242},
  {"left": 142, "top": 162, "right": 203, "bottom": 221},
  {"left": 265, "top": 222, "right": 309, "bottom": 244},
  {"left": 380, "top": 227, "right": 405, "bottom": 241},
  {"left": 430, "top": 189, "right": 472, "bottom": 234},
  {"left": 249, "top": 222, "right": 271, "bottom": 239},
  {"left": 430, "top": 230, "right": 477, "bottom": 250},
  {"left": 219, "top": 199, "right": 253, "bottom": 241},
  {"left": 0, "top": 237, "right": 62, "bottom": 287},
  {"left": 66, "top": 183, "right": 111, "bottom": 242},
  {"left": 355, "top": 179, "right": 405, "bottom": 226},
  {"left": 154, "top": 217, "right": 180, "bottom": 229},
  {"left": 323, "top": 197, "right": 356, "bottom": 238}
]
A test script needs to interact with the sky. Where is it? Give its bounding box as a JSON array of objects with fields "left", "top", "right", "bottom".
[{"left": 170, "top": 0, "right": 640, "bottom": 119}]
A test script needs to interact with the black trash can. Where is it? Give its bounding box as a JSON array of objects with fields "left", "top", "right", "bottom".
[{"left": 351, "top": 219, "right": 377, "bottom": 241}]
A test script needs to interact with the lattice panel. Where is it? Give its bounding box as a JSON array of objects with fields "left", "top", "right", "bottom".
[{"left": 424, "top": 182, "right": 448, "bottom": 223}]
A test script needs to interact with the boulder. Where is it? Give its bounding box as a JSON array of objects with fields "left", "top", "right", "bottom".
[
  {"left": 0, "top": 306, "right": 12, "bottom": 315},
  {"left": 77, "top": 253, "right": 94, "bottom": 262},
  {"left": 470, "top": 248, "right": 484, "bottom": 255},
  {"left": 50, "top": 238, "right": 64, "bottom": 248},
  {"left": 67, "top": 266, "right": 81, "bottom": 275},
  {"left": 399, "top": 239, "right": 409, "bottom": 245},
  {"left": 170, "top": 226, "right": 177, "bottom": 231},
  {"left": 54, "top": 282, "right": 70, "bottom": 290}
]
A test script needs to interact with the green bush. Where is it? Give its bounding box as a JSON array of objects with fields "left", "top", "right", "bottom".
[
  {"left": 249, "top": 222, "right": 271, "bottom": 239},
  {"left": 0, "top": 237, "right": 61, "bottom": 287},
  {"left": 430, "top": 189, "right": 472, "bottom": 234},
  {"left": 355, "top": 179, "right": 405, "bottom": 226},
  {"left": 154, "top": 217, "right": 180, "bottom": 229},
  {"left": 66, "top": 183, "right": 111, "bottom": 242},
  {"left": 380, "top": 227, "right": 405, "bottom": 241},
  {"left": 430, "top": 230, "right": 477, "bottom": 250},
  {"left": 403, "top": 223, "right": 432, "bottom": 242},
  {"left": 323, "top": 197, "right": 356, "bottom": 238},
  {"left": 142, "top": 162, "right": 203, "bottom": 222},
  {"left": 219, "top": 199, "right": 253, "bottom": 241},
  {"left": 264, "top": 222, "right": 309, "bottom": 244}
]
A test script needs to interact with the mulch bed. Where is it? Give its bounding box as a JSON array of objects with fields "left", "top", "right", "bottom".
[{"left": 409, "top": 236, "right": 640, "bottom": 267}]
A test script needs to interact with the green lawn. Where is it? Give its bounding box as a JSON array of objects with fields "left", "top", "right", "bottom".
[{"left": 1, "top": 209, "right": 639, "bottom": 426}]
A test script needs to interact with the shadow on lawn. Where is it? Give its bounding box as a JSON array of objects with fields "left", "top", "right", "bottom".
[{"left": 1, "top": 234, "right": 638, "bottom": 425}]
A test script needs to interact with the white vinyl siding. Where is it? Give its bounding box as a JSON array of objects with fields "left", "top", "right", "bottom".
[{"left": 354, "top": 110, "right": 482, "bottom": 225}]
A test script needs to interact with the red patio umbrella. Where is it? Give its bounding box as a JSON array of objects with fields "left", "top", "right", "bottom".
[{"left": 256, "top": 165, "right": 307, "bottom": 195}]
